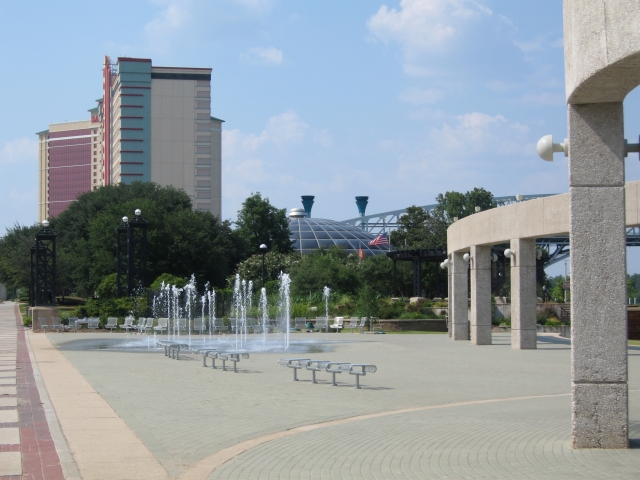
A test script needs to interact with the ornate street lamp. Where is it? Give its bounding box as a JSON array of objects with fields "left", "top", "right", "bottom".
[
  {"left": 33, "top": 220, "right": 56, "bottom": 306},
  {"left": 116, "top": 209, "right": 148, "bottom": 297}
]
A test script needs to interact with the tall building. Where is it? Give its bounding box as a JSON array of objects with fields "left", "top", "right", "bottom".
[
  {"left": 37, "top": 56, "right": 222, "bottom": 221},
  {"left": 37, "top": 115, "right": 102, "bottom": 220}
]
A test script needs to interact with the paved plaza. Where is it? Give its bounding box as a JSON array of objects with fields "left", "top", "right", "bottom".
[{"left": 0, "top": 301, "right": 639, "bottom": 478}]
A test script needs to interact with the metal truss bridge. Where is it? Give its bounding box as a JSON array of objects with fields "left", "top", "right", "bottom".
[{"left": 342, "top": 195, "right": 640, "bottom": 267}]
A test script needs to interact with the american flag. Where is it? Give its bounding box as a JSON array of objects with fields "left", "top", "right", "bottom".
[{"left": 368, "top": 232, "right": 389, "bottom": 246}]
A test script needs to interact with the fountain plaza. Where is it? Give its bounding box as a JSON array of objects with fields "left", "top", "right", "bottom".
[{"left": 1, "top": 277, "right": 639, "bottom": 478}]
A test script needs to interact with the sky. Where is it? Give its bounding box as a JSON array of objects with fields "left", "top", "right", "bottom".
[{"left": 2, "top": 0, "right": 640, "bottom": 276}]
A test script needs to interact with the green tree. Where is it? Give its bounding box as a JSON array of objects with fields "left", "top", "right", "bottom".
[
  {"left": 235, "top": 192, "right": 293, "bottom": 255},
  {"left": 289, "top": 247, "right": 361, "bottom": 296},
  {"left": 150, "top": 273, "right": 188, "bottom": 291},
  {"left": 391, "top": 206, "right": 448, "bottom": 250},
  {"left": 235, "top": 251, "right": 300, "bottom": 288},
  {"left": 434, "top": 187, "right": 496, "bottom": 221},
  {"left": 0, "top": 223, "right": 40, "bottom": 293},
  {"left": 49, "top": 182, "right": 247, "bottom": 297}
]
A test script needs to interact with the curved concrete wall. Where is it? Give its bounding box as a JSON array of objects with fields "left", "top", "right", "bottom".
[
  {"left": 447, "top": 180, "right": 640, "bottom": 253},
  {"left": 565, "top": 0, "right": 640, "bottom": 104}
]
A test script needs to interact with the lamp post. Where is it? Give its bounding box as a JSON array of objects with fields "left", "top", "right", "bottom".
[{"left": 260, "top": 244, "right": 268, "bottom": 289}]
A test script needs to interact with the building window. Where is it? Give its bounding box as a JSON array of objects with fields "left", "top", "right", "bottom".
[
  {"left": 196, "top": 203, "right": 211, "bottom": 210},
  {"left": 196, "top": 135, "right": 210, "bottom": 142},
  {"left": 196, "top": 91, "right": 210, "bottom": 97},
  {"left": 196, "top": 180, "right": 211, "bottom": 187},
  {"left": 196, "top": 80, "right": 210, "bottom": 86},
  {"left": 196, "top": 157, "right": 211, "bottom": 165},
  {"left": 196, "top": 191, "right": 211, "bottom": 199},
  {"left": 196, "top": 168, "right": 210, "bottom": 176},
  {"left": 196, "top": 124, "right": 210, "bottom": 131},
  {"left": 196, "top": 113, "right": 209, "bottom": 120},
  {"left": 196, "top": 102, "right": 209, "bottom": 109},
  {"left": 196, "top": 146, "right": 211, "bottom": 154}
]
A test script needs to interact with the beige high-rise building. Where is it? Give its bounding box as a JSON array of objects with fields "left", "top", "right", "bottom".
[{"left": 37, "top": 56, "right": 222, "bottom": 221}]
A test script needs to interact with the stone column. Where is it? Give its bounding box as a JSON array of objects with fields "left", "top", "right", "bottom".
[
  {"left": 569, "top": 102, "right": 628, "bottom": 448},
  {"left": 470, "top": 245, "right": 492, "bottom": 345},
  {"left": 451, "top": 252, "right": 469, "bottom": 341},
  {"left": 510, "top": 238, "right": 537, "bottom": 349}
]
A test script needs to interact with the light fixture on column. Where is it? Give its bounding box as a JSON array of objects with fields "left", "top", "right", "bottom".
[
  {"left": 440, "top": 258, "right": 452, "bottom": 269},
  {"left": 537, "top": 135, "right": 569, "bottom": 161},
  {"left": 536, "top": 248, "right": 543, "bottom": 260},
  {"left": 504, "top": 248, "right": 514, "bottom": 259},
  {"left": 491, "top": 253, "right": 498, "bottom": 263},
  {"left": 515, "top": 195, "right": 523, "bottom": 202},
  {"left": 474, "top": 206, "right": 481, "bottom": 213},
  {"left": 463, "top": 253, "right": 471, "bottom": 262},
  {"left": 453, "top": 217, "right": 459, "bottom": 222},
  {"left": 624, "top": 139, "right": 640, "bottom": 157}
]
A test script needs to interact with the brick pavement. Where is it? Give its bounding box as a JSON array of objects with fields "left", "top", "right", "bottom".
[
  {"left": 0, "top": 302, "right": 65, "bottom": 479},
  {"left": 21, "top": 317, "right": 640, "bottom": 478}
]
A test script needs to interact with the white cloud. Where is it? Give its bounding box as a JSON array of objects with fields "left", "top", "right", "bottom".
[
  {"left": 367, "top": 0, "right": 492, "bottom": 76},
  {"left": 0, "top": 138, "right": 37, "bottom": 165},
  {"left": 144, "top": 0, "right": 192, "bottom": 53},
  {"left": 398, "top": 87, "right": 444, "bottom": 105},
  {"left": 513, "top": 34, "right": 564, "bottom": 53},
  {"left": 240, "top": 47, "right": 284, "bottom": 66},
  {"left": 223, "top": 111, "right": 330, "bottom": 155},
  {"left": 397, "top": 111, "right": 534, "bottom": 183}
]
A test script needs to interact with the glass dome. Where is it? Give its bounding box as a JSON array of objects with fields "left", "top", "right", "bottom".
[{"left": 289, "top": 218, "right": 394, "bottom": 256}]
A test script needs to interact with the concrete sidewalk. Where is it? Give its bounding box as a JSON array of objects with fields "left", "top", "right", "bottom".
[{"left": 17, "top": 310, "right": 640, "bottom": 478}]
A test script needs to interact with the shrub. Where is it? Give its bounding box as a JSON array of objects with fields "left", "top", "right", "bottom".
[{"left": 544, "top": 318, "right": 561, "bottom": 326}]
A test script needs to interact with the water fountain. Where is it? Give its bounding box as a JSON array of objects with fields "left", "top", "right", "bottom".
[{"left": 59, "top": 273, "right": 346, "bottom": 355}]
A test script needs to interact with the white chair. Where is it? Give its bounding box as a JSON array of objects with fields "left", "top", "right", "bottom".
[
  {"left": 39, "top": 317, "right": 50, "bottom": 333},
  {"left": 346, "top": 317, "right": 360, "bottom": 333},
  {"left": 329, "top": 317, "right": 344, "bottom": 332},
  {"left": 154, "top": 318, "right": 168, "bottom": 334},
  {"left": 105, "top": 317, "right": 118, "bottom": 332},
  {"left": 357, "top": 317, "right": 368, "bottom": 333},
  {"left": 294, "top": 317, "right": 307, "bottom": 330},
  {"left": 144, "top": 318, "right": 155, "bottom": 334},
  {"left": 314, "top": 317, "right": 328, "bottom": 332},
  {"left": 66, "top": 317, "right": 78, "bottom": 332},
  {"left": 193, "top": 317, "right": 205, "bottom": 335},
  {"left": 120, "top": 316, "right": 135, "bottom": 332},
  {"left": 87, "top": 318, "right": 100, "bottom": 331},
  {"left": 51, "top": 317, "right": 64, "bottom": 332}
]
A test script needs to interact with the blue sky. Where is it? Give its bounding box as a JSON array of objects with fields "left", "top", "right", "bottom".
[{"left": 2, "top": 0, "right": 640, "bottom": 276}]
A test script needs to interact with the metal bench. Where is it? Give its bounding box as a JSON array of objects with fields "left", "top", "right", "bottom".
[
  {"left": 338, "top": 363, "right": 377, "bottom": 389},
  {"left": 197, "top": 349, "right": 218, "bottom": 367},
  {"left": 217, "top": 352, "right": 250, "bottom": 372},
  {"left": 326, "top": 361, "right": 352, "bottom": 386},
  {"left": 305, "top": 360, "right": 332, "bottom": 384},
  {"left": 156, "top": 341, "right": 189, "bottom": 359},
  {"left": 278, "top": 358, "right": 311, "bottom": 381}
]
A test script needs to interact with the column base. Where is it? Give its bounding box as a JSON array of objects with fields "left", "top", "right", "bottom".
[
  {"left": 452, "top": 322, "right": 469, "bottom": 341},
  {"left": 511, "top": 328, "right": 536, "bottom": 349},
  {"left": 572, "top": 383, "right": 628, "bottom": 449},
  {"left": 471, "top": 324, "right": 492, "bottom": 345}
]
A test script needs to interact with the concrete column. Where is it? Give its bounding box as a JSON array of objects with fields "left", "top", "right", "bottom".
[
  {"left": 510, "top": 238, "right": 537, "bottom": 349},
  {"left": 451, "top": 252, "right": 469, "bottom": 341},
  {"left": 569, "top": 102, "right": 628, "bottom": 448},
  {"left": 470, "top": 246, "right": 492, "bottom": 345}
]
